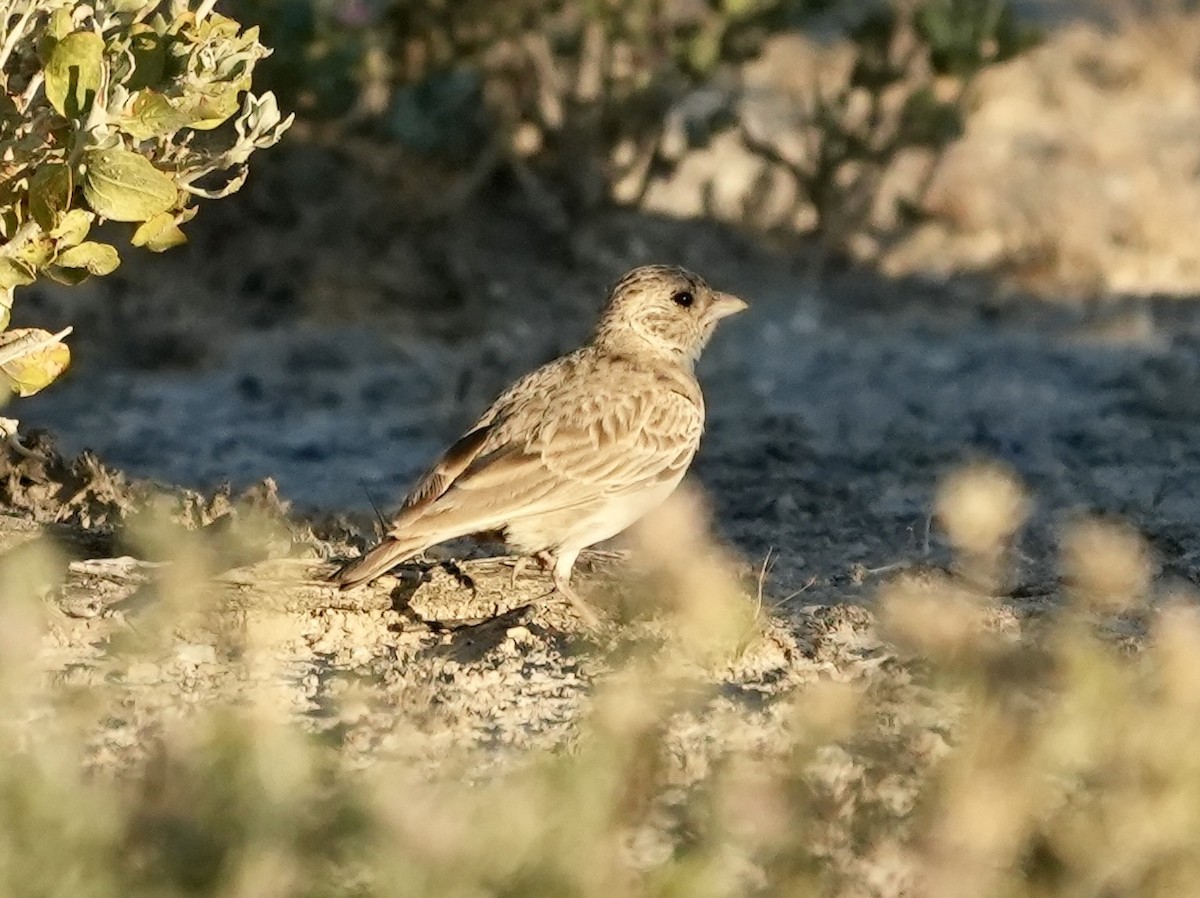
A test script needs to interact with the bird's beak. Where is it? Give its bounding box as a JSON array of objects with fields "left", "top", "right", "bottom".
[{"left": 710, "top": 292, "right": 749, "bottom": 320}]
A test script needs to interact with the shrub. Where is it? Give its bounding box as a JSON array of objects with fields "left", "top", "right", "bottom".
[
  {"left": 738, "top": 0, "right": 1038, "bottom": 268},
  {"left": 238, "top": 0, "right": 1035, "bottom": 254},
  {"left": 237, "top": 0, "right": 837, "bottom": 216},
  {"left": 0, "top": 0, "right": 292, "bottom": 395}
]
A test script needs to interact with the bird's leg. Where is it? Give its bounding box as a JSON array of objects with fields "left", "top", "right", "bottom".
[
  {"left": 550, "top": 549, "right": 601, "bottom": 629},
  {"left": 508, "top": 556, "right": 527, "bottom": 589},
  {"left": 507, "top": 551, "right": 555, "bottom": 588}
]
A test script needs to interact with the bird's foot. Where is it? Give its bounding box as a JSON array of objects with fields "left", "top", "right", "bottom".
[
  {"left": 506, "top": 551, "right": 555, "bottom": 589},
  {"left": 552, "top": 569, "right": 601, "bottom": 630}
]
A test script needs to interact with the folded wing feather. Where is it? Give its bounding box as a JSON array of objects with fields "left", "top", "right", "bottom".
[{"left": 387, "top": 378, "right": 702, "bottom": 541}]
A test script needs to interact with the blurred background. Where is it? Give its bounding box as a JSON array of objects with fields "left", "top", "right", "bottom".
[{"left": 15, "top": 0, "right": 1200, "bottom": 592}]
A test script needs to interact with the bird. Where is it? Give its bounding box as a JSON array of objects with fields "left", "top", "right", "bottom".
[{"left": 330, "top": 264, "right": 748, "bottom": 623}]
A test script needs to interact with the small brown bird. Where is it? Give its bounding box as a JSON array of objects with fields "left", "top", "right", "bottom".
[{"left": 331, "top": 264, "right": 747, "bottom": 620}]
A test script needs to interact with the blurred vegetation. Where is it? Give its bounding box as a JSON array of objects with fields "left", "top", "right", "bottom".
[
  {"left": 0, "top": 0, "right": 291, "bottom": 395},
  {"left": 236, "top": 0, "right": 837, "bottom": 213},
  {"left": 1, "top": 468, "right": 1199, "bottom": 896},
  {"left": 741, "top": 0, "right": 1037, "bottom": 265},
  {"left": 233, "top": 0, "right": 1037, "bottom": 250}
]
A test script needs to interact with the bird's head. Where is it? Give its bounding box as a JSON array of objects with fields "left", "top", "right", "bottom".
[{"left": 592, "top": 265, "right": 748, "bottom": 364}]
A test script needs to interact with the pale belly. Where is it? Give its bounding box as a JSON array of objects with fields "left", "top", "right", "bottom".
[{"left": 504, "top": 475, "right": 686, "bottom": 555}]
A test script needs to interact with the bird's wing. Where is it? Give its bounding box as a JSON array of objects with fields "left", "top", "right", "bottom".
[
  {"left": 387, "top": 368, "right": 702, "bottom": 539},
  {"left": 399, "top": 423, "right": 495, "bottom": 515},
  {"left": 386, "top": 356, "right": 575, "bottom": 528},
  {"left": 463, "top": 386, "right": 700, "bottom": 498}
]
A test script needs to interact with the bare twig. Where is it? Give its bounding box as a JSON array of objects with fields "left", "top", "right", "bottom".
[
  {"left": 753, "top": 548, "right": 775, "bottom": 621},
  {"left": 772, "top": 576, "right": 819, "bottom": 609}
]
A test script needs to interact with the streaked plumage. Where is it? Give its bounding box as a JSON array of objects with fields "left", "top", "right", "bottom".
[{"left": 331, "top": 264, "right": 747, "bottom": 622}]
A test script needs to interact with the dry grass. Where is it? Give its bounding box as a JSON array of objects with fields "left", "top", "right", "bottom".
[{"left": 0, "top": 466, "right": 1198, "bottom": 897}]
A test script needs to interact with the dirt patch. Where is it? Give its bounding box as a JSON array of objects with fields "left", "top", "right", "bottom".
[{"left": 7, "top": 496, "right": 872, "bottom": 774}]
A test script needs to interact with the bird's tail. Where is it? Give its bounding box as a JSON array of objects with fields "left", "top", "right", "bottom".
[{"left": 330, "top": 535, "right": 427, "bottom": 590}]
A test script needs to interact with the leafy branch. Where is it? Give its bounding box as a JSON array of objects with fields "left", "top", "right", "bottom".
[{"left": 0, "top": 0, "right": 292, "bottom": 395}]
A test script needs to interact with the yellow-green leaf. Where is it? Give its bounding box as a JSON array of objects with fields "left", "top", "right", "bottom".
[
  {"left": 132, "top": 211, "right": 187, "bottom": 251},
  {"left": 55, "top": 241, "right": 120, "bottom": 275},
  {"left": 12, "top": 232, "right": 56, "bottom": 270},
  {"left": 37, "top": 9, "right": 77, "bottom": 65},
  {"left": 194, "top": 13, "right": 242, "bottom": 42},
  {"left": 82, "top": 148, "right": 176, "bottom": 222},
  {"left": 49, "top": 209, "right": 94, "bottom": 248},
  {"left": 45, "top": 31, "right": 105, "bottom": 119},
  {"left": 182, "top": 87, "right": 244, "bottom": 130},
  {"left": 28, "top": 163, "right": 73, "bottom": 231},
  {"left": 686, "top": 25, "right": 724, "bottom": 76},
  {"left": 120, "top": 90, "right": 187, "bottom": 140},
  {"left": 0, "top": 287, "right": 11, "bottom": 331},
  {"left": 0, "top": 258, "right": 34, "bottom": 289},
  {"left": 0, "top": 329, "right": 71, "bottom": 397},
  {"left": 0, "top": 259, "right": 35, "bottom": 288},
  {"left": 49, "top": 9, "right": 75, "bottom": 40}
]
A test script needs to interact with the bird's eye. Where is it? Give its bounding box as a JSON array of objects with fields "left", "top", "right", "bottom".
[{"left": 672, "top": 290, "right": 694, "bottom": 308}]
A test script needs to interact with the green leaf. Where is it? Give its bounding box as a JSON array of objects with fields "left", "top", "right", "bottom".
[
  {"left": 55, "top": 241, "right": 120, "bottom": 275},
  {"left": 120, "top": 90, "right": 188, "bottom": 140},
  {"left": 0, "top": 287, "right": 11, "bottom": 331},
  {"left": 28, "top": 164, "right": 73, "bottom": 231},
  {"left": 49, "top": 209, "right": 95, "bottom": 248},
  {"left": 0, "top": 259, "right": 34, "bottom": 289},
  {"left": 12, "top": 232, "right": 56, "bottom": 270},
  {"left": 36, "top": 9, "right": 76, "bottom": 65},
  {"left": 0, "top": 329, "right": 72, "bottom": 397},
  {"left": 0, "top": 172, "right": 22, "bottom": 213},
  {"left": 45, "top": 31, "right": 106, "bottom": 119},
  {"left": 181, "top": 87, "right": 244, "bottom": 130},
  {"left": 132, "top": 211, "right": 187, "bottom": 251},
  {"left": 0, "top": 208, "right": 18, "bottom": 241},
  {"left": 82, "top": 148, "right": 177, "bottom": 222},
  {"left": 44, "top": 265, "right": 92, "bottom": 286}
]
